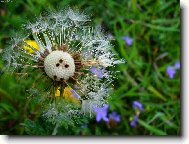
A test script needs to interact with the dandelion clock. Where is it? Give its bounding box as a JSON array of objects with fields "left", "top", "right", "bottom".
[{"left": 3, "top": 8, "right": 124, "bottom": 128}]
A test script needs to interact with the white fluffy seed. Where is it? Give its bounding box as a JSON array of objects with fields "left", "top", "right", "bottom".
[{"left": 44, "top": 51, "right": 75, "bottom": 81}]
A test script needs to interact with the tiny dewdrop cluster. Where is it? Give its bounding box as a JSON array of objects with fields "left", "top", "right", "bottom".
[{"left": 3, "top": 8, "right": 124, "bottom": 126}]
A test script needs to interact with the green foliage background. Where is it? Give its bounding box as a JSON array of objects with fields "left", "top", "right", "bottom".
[{"left": 0, "top": 0, "right": 180, "bottom": 135}]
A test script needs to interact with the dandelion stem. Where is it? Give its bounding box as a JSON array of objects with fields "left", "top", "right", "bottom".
[{"left": 52, "top": 123, "right": 59, "bottom": 135}]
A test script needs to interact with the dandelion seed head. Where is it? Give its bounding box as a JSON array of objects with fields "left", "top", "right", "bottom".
[{"left": 4, "top": 8, "right": 125, "bottom": 125}]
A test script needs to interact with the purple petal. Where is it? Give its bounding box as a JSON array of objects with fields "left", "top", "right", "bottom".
[
  {"left": 109, "top": 112, "right": 121, "bottom": 122},
  {"left": 93, "top": 104, "right": 109, "bottom": 122},
  {"left": 96, "top": 113, "right": 102, "bottom": 122},
  {"left": 70, "top": 89, "right": 81, "bottom": 99},
  {"left": 122, "top": 35, "right": 133, "bottom": 46},
  {"left": 89, "top": 66, "right": 104, "bottom": 79},
  {"left": 130, "top": 121, "right": 137, "bottom": 127},
  {"left": 174, "top": 61, "right": 180, "bottom": 69},
  {"left": 166, "top": 66, "right": 176, "bottom": 79},
  {"left": 103, "top": 116, "right": 109, "bottom": 122},
  {"left": 132, "top": 101, "right": 144, "bottom": 111},
  {"left": 130, "top": 115, "right": 139, "bottom": 127},
  {"left": 74, "top": 85, "right": 79, "bottom": 89},
  {"left": 103, "top": 104, "right": 109, "bottom": 110}
]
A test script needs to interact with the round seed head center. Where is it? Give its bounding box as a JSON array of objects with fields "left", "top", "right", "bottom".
[{"left": 44, "top": 51, "right": 75, "bottom": 81}]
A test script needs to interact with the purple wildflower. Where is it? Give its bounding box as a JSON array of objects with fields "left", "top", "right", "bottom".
[
  {"left": 74, "top": 85, "right": 79, "bottom": 89},
  {"left": 130, "top": 114, "right": 139, "bottom": 127},
  {"left": 89, "top": 66, "right": 104, "bottom": 79},
  {"left": 122, "top": 35, "right": 133, "bottom": 46},
  {"left": 174, "top": 61, "right": 180, "bottom": 69},
  {"left": 109, "top": 112, "right": 121, "bottom": 122},
  {"left": 70, "top": 89, "right": 81, "bottom": 99},
  {"left": 94, "top": 104, "right": 109, "bottom": 122},
  {"left": 166, "top": 66, "right": 176, "bottom": 79},
  {"left": 132, "top": 101, "right": 144, "bottom": 111}
]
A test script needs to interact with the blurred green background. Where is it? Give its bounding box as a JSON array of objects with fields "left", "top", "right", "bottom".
[{"left": 0, "top": 0, "right": 180, "bottom": 135}]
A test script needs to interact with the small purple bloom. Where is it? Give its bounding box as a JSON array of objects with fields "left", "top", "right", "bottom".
[
  {"left": 132, "top": 101, "right": 144, "bottom": 111},
  {"left": 130, "top": 114, "right": 139, "bottom": 127},
  {"left": 89, "top": 66, "right": 104, "bottom": 79},
  {"left": 122, "top": 35, "right": 133, "bottom": 46},
  {"left": 166, "top": 66, "right": 176, "bottom": 79},
  {"left": 109, "top": 112, "right": 121, "bottom": 122},
  {"left": 94, "top": 104, "right": 109, "bottom": 122},
  {"left": 74, "top": 85, "right": 79, "bottom": 89},
  {"left": 70, "top": 89, "right": 81, "bottom": 99},
  {"left": 174, "top": 61, "right": 180, "bottom": 69}
]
